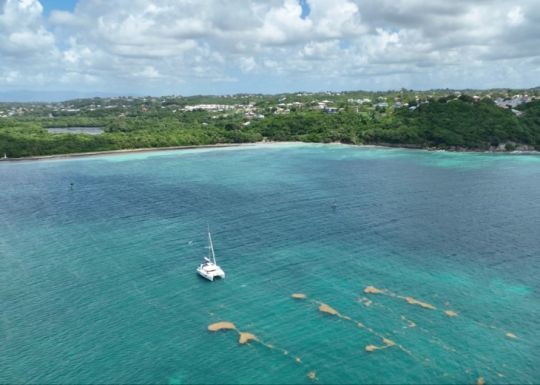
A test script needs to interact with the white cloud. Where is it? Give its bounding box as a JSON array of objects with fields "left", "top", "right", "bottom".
[
  {"left": 0, "top": 70, "right": 20, "bottom": 83},
  {"left": 0, "top": 0, "right": 56, "bottom": 56},
  {"left": 138, "top": 66, "right": 161, "bottom": 79},
  {"left": 0, "top": 0, "right": 539, "bottom": 95},
  {"left": 301, "top": 40, "right": 341, "bottom": 60},
  {"left": 239, "top": 57, "right": 257, "bottom": 73},
  {"left": 507, "top": 6, "right": 524, "bottom": 26},
  {"left": 310, "top": 0, "right": 364, "bottom": 38}
]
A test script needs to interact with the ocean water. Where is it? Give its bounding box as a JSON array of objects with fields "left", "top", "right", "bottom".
[{"left": 1, "top": 143, "right": 539, "bottom": 384}]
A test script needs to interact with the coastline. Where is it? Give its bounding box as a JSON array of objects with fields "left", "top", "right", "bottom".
[
  {"left": 0, "top": 143, "right": 258, "bottom": 162},
  {"left": 1, "top": 141, "right": 538, "bottom": 162}
]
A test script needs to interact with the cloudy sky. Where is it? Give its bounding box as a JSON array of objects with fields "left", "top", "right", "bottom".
[{"left": 1, "top": 0, "right": 539, "bottom": 99}]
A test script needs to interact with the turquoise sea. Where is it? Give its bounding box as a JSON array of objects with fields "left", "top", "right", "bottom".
[{"left": 1, "top": 143, "right": 539, "bottom": 384}]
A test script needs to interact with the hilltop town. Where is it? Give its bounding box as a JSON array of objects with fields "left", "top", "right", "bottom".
[{"left": 1, "top": 88, "right": 537, "bottom": 120}]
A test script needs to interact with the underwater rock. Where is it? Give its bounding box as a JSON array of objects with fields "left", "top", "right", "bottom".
[
  {"left": 444, "top": 310, "right": 458, "bottom": 317},
  {"left": 505, "top": 332, "right": 517, "bottom": 339},
  {"left": 291, "top": 293, "right": 307, "bottom": 299}
]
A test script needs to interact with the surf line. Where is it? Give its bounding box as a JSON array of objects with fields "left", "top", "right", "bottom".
[
  {"left": 208, "top": 321, "right": 319, "bottom": 382},
  {"left": 291, "top": 293, "right": 412, "bottom": 356}
]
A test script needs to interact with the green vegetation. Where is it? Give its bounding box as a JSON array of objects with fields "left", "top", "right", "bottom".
[
  {"left": 367, "top": 99, "right": 539, "bottom": 149},
  {"left": 1, "top": 90, "right": 540, "bottom": 158},
  {"left": 0, "top": 116, "right": 262, "bottom": 158}
]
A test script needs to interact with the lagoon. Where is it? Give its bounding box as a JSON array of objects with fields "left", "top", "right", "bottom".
[
  {"left": 47, "top": 126, "right": 104, "bottom": 135},
  {"left": 0, "top": 143, "right": 538, "bottom": 384}
]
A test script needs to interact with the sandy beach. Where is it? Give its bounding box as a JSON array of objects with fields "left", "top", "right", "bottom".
[{"left": 0, "top": 143, "right": 260, "bottom": 162}]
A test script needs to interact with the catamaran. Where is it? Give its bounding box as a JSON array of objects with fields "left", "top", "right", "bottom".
[{"left": 196, "top": 229, "right": 225, "bottom": 281}]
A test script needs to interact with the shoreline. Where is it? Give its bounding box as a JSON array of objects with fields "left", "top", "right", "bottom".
[
  {"left": 0, "top": 143, "right": 258, "bottom": 162},
  {"left": 1, "top": 141, "right": 538, "bottom": 162}
]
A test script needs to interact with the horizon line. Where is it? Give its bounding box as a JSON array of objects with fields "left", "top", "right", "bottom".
[{"left": 0, "top": 86, "right": 539, "bottom": 104}]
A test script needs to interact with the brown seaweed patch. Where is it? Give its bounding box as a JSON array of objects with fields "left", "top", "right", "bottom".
[
  {"left": 429, "top": 337, "right": 458, "bottom": 353},
  {"left": 505, "top": 332, "right": 517, "bottom": 339},
  {"left": 404, "top": 296, "right": 436, "bottom": 310},
  {"left": 400, "top": 315, "right": 416, "bottom": 328},
  {"left": 319, "top": 303, "right": 339, "bottom": 316},
  {"left": 208, "top": 320, "right": 309, "bottom": 370},
  {"left": 476, "top": 377, "right": 485, "bottom": 385},
  {"left": 444, "top": 310, "right": 458, "bottom": 317},
  {"left": 365, "top": 338, "right": 395, "bottom": 353},
  {"left": 291, "top": 293, "right": 307, "bottom": 299},
  {"left": 358, "top": 297, "right": 373, "bottom": 307},
  {"left": 307, "top": 371, "right": 318, "bottom": 381},
  {"left": 364, "top": 286, "right": 383, "bottom": 294},
  {"left": 238, "top": 332, "right": 257, "bottom": 344},
  {"left": 300, "top": 298, "right": 411, "bottom": 357},
  {"left": 208, "top": 322, "right": 236, "bottom": 331},
  {"left": 365, "top": 344, "right": 378, "bottom": 352},
  {"left": 260, "top": 341, "right": 290, "bottom": 357}
]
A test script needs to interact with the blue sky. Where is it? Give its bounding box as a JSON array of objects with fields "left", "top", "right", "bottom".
[
  {"left": 0, "top": 0, "right": 538, "bottom": 100},
  {"left": 39, "top": 0, "right": 76, "bottom": 15}
]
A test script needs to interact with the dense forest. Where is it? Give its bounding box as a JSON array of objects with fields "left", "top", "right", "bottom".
[{"left": 1, "top": 96, "right": 539, "bottom": 158}]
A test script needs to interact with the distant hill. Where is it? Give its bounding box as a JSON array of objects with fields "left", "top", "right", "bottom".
[{"left": 0, "top": 90, "right": 135, "bottom": 103}]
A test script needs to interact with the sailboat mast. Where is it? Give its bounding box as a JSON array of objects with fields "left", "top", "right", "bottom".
[{"left": 208, "top": 229, "right": 216, "bottom": 264}]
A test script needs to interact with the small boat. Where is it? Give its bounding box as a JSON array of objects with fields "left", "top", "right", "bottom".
[{"left": 196, "top": 228, "right": 225, "bottom": 281}]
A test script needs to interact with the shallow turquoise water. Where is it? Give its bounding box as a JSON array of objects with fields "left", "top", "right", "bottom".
[{"left": 1, "top": 143, "right": 539, "bottom": 384}]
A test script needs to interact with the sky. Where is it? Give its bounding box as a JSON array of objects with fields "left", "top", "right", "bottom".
[{"left": 0, "top": 0, "right": 539, "bottom": 100}]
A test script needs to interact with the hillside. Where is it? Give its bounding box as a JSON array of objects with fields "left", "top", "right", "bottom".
[{"left": 1, "top": 94, "right": 539, "bottom": 158}]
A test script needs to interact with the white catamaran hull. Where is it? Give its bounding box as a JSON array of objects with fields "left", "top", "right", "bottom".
[
  {"left": 196, "top": 229, "right": 225, "bottom": 281},
  {"left": 196, "top": 264, "right": 225, "bottom": 281}
]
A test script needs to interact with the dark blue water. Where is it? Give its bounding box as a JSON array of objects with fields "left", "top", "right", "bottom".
[{"left": 1, "top": 144, "right": 539, "bottom": 384}]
